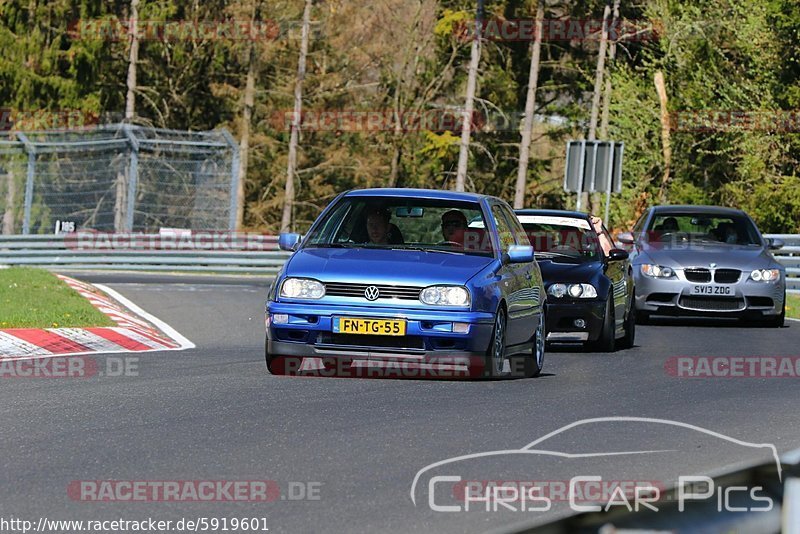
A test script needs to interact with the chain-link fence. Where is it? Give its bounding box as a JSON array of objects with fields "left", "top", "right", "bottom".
[{"left": 0, "top": 124, "right": 239, "bottom": 234}]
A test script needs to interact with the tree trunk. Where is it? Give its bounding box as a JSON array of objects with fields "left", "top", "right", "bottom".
[
  {"left": 584, "top": 3, "right": 611, "bottom": 213},
  {"left": 2, "top": 169, "right": 14, "bottom": 234},
  {"left": 237, "top": 1, "right": 260, "bottom": 230},
  {"left": 119, "top": 0, "right": 139, "bottom": 233},
  {"left": 599, "top": 0, "right": 620, "bottom": 140},
  {"left": 388, "top": 80, "right": 404, "bottom": 187},
  {"left": 599, "top": 0, "right": 620, "bottom": 222},
  {"left": 388, "top": 5, "right": 429, "bottom": 188},
  {"left": 514, "top": 0, "right": 545, "bottom": 209},
  {"left": 281, "top": 0, "right": 312, "bottom": 233},
  {"left": 654, "top": 71, "right": 671, "bottom": 203},
  {"left": 125, "top": 0, "right": 139, "bottom": 121},
  {"left": 389, "top": 143, "right": 402, "bottom": 187},
  {"left": 454, "top": 0, "right": 484, "bottom": 192}
]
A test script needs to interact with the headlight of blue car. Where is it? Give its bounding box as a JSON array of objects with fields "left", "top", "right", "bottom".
[
  {"left": 641, "top": 264, "right": 675, "bottom": 279},
  {"left": 548, "top": 283, "right": 597, "bottom": 299},
  {"left": 419, "top": 285, "right": 470, "bottom": 307},
  {"left": 749, "top": 269, "right": 780, "bottom": 282},
  {"left": 280, "top": 278, "right": 326, "bottom": 299}
]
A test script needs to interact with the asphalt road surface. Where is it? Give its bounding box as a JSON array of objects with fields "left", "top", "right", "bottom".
[{"left": 2, "top": 273, "right": 798, "bottom": 533}]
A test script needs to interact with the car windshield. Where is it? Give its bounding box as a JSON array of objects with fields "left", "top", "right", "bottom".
[
  {"left": 304, "top": 196, "right": 495, "bottom": 256},
  {"left": 645, "top": 213, "right": 762, "bottom": 246},
  {"left": 517, "top": 215, "right": 601, "bottom": 261}
]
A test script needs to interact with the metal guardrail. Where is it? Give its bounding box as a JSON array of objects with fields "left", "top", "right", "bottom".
[
  {"left": 0, "top": 233, "right": 798, "bottom": 284},
  {"left": 0, "top": 233, "right": 291, "bottom": 274},
  {"left": 767, "top": 234, "right": 800, "bottom": 294}
]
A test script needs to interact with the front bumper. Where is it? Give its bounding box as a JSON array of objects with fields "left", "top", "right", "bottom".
[
  {"left": 544, "top": 300, "right": 606, "bottom": 342},
  {"left": 265, "top": 301, "right": 495, "bottom": 365},
  {"left": 634, "top": 271, "right": 785, "bottom": 318}
]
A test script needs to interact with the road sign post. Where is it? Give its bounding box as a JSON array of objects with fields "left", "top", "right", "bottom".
[{"left": 564, "top": 140, "right": 623, "bottom": 216}]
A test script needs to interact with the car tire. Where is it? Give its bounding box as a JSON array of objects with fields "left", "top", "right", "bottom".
[
  {"left": 483, "top": 307, "right": 508, "bottom": 378},
  {"left": 265, "top": 353, "right": 284, "bottom": 375},
  {"left": 265, "top": 334, "right": 296, "bottom": 375},
  {"left": 590, "top": 297, "right": 616, "bottom": 352},
  {"left": 618, "top": 295, "right": 636, "bottom": 349},
  {"left": 511, "top": 310, "right": 545, "bottom": 378},
  {"left": 764, "top": 294, "right": 786, "bottom": 328}
]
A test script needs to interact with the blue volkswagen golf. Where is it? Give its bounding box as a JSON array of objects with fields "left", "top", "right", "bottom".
[{"left": 265, "top": 188, "right": 546, "bottom": 379}]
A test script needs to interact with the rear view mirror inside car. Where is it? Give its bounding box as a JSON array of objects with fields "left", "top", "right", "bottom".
[{"left": 395, "top": 207, "right": 424, "bottom": 217}]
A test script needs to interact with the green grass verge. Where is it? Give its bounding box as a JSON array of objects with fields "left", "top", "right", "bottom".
[
  {"left": 787, "top": 293, "right": 800, "bottom": 320},
  {"left": 0, "top": 267, "right": 115, "bottom": 328}
]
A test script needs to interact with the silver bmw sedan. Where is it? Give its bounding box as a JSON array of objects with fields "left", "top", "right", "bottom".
[{"left": 618, "top": 205, "right": 786, "bottom": 327}]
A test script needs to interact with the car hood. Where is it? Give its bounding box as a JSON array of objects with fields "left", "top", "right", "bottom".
[
  {"left": 285, "top": 247, "right": 496, "bottom": 286},
  {"left": 638, "top": 242, "right": 776, "bottom": 270},
  {"left": 537, "top": 258, "right": 602, "bottom": 284}
]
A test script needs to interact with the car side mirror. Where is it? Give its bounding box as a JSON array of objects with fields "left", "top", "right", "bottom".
[
  {"left": 507, "top": 245, "right": 534, "bottom": 263},
  {"left": 607, "top": 248, "right": 629, "bottom": 262},
  {"left": 767, "top": 237, "right": 784, "bottom": 250},
  {"left": 278, "top": 232, "right": 301, "bottom": 251},
  {"left": 616, "top": 232, "right": 635, "bottom": 245}
]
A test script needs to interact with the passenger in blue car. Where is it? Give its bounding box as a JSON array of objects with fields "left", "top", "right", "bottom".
[{"left": 440, "top": 209, "right": 468, "bottom": 246}]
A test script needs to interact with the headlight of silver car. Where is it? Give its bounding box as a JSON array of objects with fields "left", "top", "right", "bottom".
[
  {"left": 641, "top": 264, "right": 675, "bottom": 279},
  {"left": 750, "top": 269, "right": 780, "bottom": 282},
  {"left": 419, "top": 285, "right": 470, "bottom": 307},
  {"left": 548, "top": 283, "right": 597, "bottom": 299},
  {"left": 280, "top": 277, "right": 325, "bottom": 299}
]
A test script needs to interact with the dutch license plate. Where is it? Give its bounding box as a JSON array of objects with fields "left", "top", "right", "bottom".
[
  {"left": 690, "top": 285, "right": 733, "bottom": 296},
  {"left": 334, "top": 317, "right": 406, "bottom": 336}
]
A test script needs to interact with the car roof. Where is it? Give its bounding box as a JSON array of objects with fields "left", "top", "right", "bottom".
[
  {"left": 345, "top": 188, "right": 491, "bottom": 202},
  {"left": 514, "top": 209, "right": 591, "bottom": 221},
  {"left": 650, "top": 205, "right": 746, "bottom": 216}
]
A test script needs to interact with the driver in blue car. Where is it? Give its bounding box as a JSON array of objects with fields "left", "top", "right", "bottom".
[{"left": 365, "top": 207, "right": 404, "bottom": 245}]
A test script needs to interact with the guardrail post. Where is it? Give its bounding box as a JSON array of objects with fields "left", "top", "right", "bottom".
[
  {"left": 219, "top": 129, "right": 240, "bottom": 232},
  {"left": 123, "top": 124, "right": 140, "bottom": 232},
  {"left": 16, "top": 132, "right": 36, "bottom": 235}
]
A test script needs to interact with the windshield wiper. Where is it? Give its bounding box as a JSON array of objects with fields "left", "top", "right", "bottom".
[
  {"left": 390, "top": 245, "right": 462, "bottom": 255},
  {"left": 535, "top": 251, "right": 576, "bottom": 258}
]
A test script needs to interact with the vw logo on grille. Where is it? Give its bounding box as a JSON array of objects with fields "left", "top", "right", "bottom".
[
  {"left": 364, "top": 286, "right": 380, "bottom": 301},
  {"left": 710, "top": 262, "right": 717, "bottom": 268}
]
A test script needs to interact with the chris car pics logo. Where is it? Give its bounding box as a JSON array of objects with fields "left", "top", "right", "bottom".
[{"left": 410, "top": 417, "right": 780, "bottom": 514}]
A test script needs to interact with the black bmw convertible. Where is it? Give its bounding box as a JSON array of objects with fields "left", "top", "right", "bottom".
[{"left": 515, "top": 209, "right": 636, "bottom": 351}]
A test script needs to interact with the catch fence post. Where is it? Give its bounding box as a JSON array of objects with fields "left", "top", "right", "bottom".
[
  {"left": 123, "top": 124, "right": 140, "bottom": 232},
  {"left": 16, "top": 132, "right": 36, "bottom": 235},
  {"left": 219, "top": 129, "right": 240, "bottom": 232}
]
